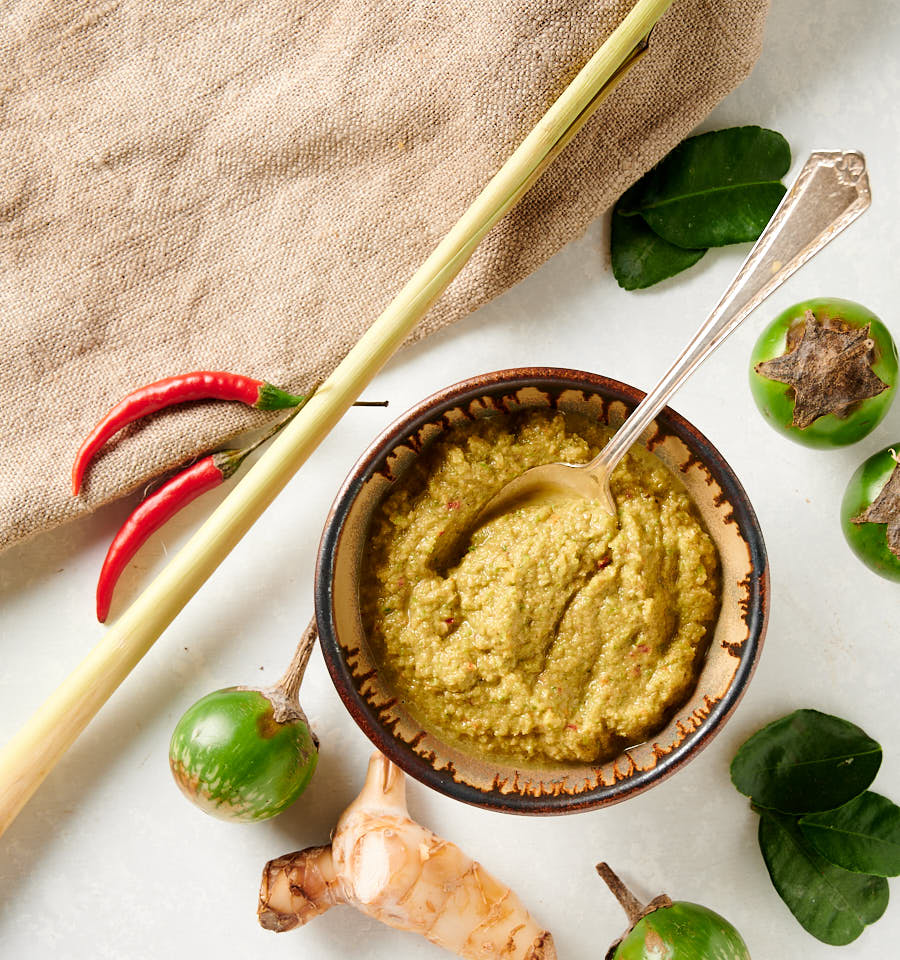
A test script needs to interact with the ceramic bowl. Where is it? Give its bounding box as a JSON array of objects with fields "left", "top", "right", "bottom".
[{"left": 315, "top": 368, "right": 768, "bottom": 814}]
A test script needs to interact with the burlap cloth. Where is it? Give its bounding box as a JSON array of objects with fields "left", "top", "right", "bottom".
[{"left": 0, "top": 0, "right": 769, "bottom": 552}]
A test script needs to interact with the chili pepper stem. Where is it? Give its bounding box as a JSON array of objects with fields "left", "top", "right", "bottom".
[
  {"left": 254, "top": 382, "right": 307, "bottom": 411},
  {"left": 240, "top": 380, "right": 324, "bottom": 462},
  {"left": 214, "top": 402, "right": 307, "bottom": 480}
]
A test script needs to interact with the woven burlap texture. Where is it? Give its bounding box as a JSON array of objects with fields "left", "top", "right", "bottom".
[{"left": 0, "top": 0, "right": 768, "bottom": 551}]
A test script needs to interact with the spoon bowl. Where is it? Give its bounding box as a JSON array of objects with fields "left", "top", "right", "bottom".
[{"left": 475, "top": 461, "right": 615, "bottom": 522}]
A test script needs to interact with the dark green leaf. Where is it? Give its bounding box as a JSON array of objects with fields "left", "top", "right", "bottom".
[
  {"left": 618, "top": 126, "right": 790, "bottom": 248},
  {"left": 730, "top": 709, "right": 881, "bottom": 814},
  {"left": 801, "top": 792, "right": 900, "bottom": 877},
  {"left": 758, "top": 809, "right": 888, "bottom": 945},
  {"left": 642, "top": 182, "right": 786, "bottom": 249},
  {"left": 610, "top": 206, "right": 705, "bottom": 290}
]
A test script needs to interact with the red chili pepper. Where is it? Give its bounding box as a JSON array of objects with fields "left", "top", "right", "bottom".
[
  {"left": 72, "top": 372, "right": 306, "bottom": 495},
  {"left": 96, "top": 454, "right": 238, "bottom": 622},
  {"left": 95, "top": 407, "right": 298, "bottom": 622}
]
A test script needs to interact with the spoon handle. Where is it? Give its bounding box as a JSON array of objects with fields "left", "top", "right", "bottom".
[{"left": 596, "top": 151, "right": 871, "bottom": 473}]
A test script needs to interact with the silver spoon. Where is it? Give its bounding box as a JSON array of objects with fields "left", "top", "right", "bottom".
[{"left": 478, "top": 151, "right": 871, "bottom": 520}]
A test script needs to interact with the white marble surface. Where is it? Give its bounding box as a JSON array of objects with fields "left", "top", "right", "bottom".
[{"left": 2, "top": 1, "right": 899, "bottom": 956}]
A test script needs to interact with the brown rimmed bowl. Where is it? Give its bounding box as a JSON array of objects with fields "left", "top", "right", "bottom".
[{"left": 315, "top": 368, "right": 768, "bottom": 814}]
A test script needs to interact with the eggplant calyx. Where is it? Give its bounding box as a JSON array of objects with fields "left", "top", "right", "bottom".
[
  {"left": 851, "top": 454, "right": 900, "bottom": 560},
  {"left": 754, "top": 311, "right": 889, "bottom": 428}
]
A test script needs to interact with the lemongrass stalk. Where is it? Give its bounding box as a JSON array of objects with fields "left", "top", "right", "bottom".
[{"left": 0, "top": 0, "right": 674, "bottom": 836}]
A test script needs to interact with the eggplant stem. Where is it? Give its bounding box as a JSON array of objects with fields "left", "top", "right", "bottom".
[
  {"left": 596, "top": 863, "right": 646, "bottom": 926},
  {"left": 276, "top": 618, "right": 318, "bottom": 703}
]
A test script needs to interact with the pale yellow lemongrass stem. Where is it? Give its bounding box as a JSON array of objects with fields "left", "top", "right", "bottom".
[{"left": 0, "top": 0, "right": 674, "bottom": 836}]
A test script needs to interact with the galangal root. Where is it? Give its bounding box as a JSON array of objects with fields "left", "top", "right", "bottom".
[{"left": 258, "top": 751, "right": 556, "bottom": 960}]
